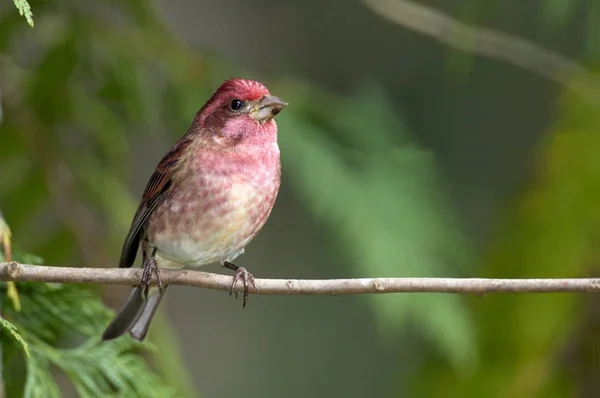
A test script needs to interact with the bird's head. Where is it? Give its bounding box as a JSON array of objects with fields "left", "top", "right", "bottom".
[{"left": 195, "top": 78, "right": 287, "bottom": 147}]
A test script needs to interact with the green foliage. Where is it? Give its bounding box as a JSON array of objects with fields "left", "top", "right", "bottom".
[
  {"left": 12, "top": 0, "right": 33, "bottom": 27},
  {"left": 1, "top": 0, "right": 477, "bottom": 378},
  {"left": 0, "top": 1, "right": 207, "bottom": 396},
  {"left": 1, "top": 245, "right": 178, "bottom": 397},
  {"left": 0, "top": 317, "right": 29, "bottom": 358},
  {"left": 277, "top": 81, "right": 476, "bottom": 369},
  {"left": 0, "top": 0, "right": 215, "bottom": 263},
  {"left": 4, "top": 0, "right": 595, "bottom": 396}
]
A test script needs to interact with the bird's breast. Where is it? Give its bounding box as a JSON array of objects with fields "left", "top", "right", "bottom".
[{"left": 146, "top": 146, "right": 280, "bottom": 268}]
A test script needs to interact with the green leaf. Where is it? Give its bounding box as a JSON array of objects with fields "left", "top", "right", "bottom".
[
  {"left": 0, "top": 317, "right": 30, "bottom": 358},
  {"left": 22, "top": 335, "right": 179, "bottom": 398},
  {"left": 12, "top": 0, "right": 34, "bottom": 27},
  {"left": 24, "top": 354, "right": 61, "bottom": 398},
  {"left": 3, "top": 280, "right": 179, "bottom": 397},
  {"left": 1, "top": 247, "right": 178, "bottom": 396}
]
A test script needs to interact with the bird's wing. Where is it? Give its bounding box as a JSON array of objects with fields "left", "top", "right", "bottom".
[{"left": 119, "top": 138, "right": 194, "bottom": 268}]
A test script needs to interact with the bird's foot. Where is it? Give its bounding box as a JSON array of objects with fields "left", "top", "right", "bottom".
[
  {"left": 222, "top": 261, "right": 256, "bottom": 308},
  {"left": 140, "top": 255, "right": 162, "bottom": 299}
]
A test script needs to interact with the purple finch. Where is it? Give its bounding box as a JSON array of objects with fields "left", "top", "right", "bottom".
[{"left": 102, "top": 78, "right": 287, "bottom": 341}]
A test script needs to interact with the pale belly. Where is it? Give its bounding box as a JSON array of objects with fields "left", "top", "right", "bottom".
[{"left": 146, "top": 177, "right": 278, "bottom": 269}]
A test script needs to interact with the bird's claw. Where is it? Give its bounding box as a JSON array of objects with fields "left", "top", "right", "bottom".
[
  {"left": 232, "top": 267, "right": 256, "bottom": 307},
  {"left": 223, "top": 261, "right": 255, "bottom": 308},
  {"left": 140, "top": 256, "right": 162, "bottom": 299}
]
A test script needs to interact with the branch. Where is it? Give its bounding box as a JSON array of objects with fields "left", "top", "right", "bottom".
[{"left": 1, "top": 262, "right": 600, "bottom": 295}]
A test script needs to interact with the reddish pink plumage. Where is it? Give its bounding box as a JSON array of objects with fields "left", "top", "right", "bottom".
[
  {"left": 143, "top": 78, "right": 284, "bottom": 269},
  {"left": 196, "top": 78, "right": 271, "bottom": 125},
  {"left": 102, "top": 78, "right": 285, "bottom": 341}
]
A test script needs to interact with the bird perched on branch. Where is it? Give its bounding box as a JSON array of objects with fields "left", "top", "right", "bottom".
[{"left": 101, "top": 78, "right": 287, "bottom": 341}]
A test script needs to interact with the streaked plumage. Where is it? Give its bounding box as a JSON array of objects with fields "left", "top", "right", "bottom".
[{"left": 102, "top": 78, "right": 287, "bottom": 341}]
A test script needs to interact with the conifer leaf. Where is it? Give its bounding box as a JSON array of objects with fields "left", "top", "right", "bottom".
[
  {"left": 1, "top": 248, "right": 178, "bottom": 396},
  {"left": 12, "top": 0, "right": 34, "bottom": 27},
  {"left": 3, "top": 280, "right": 179, "bottom": 397},
  {"left": 0, "top": 317, "right": 29, "bottom": 358}
]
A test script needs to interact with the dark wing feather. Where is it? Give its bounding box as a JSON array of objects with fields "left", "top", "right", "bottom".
[{"left": 119, "top": 138, "right": 193, "bottom": 268}]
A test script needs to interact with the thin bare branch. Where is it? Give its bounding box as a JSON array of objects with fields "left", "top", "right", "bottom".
[
  {"left": 1, "top": 262, "right": 600, "bottom": 295},
  {"left": 362, "top": 0, "right": 600, "bottom": 104}
]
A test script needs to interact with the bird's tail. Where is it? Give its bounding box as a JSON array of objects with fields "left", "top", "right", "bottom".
[{"left": 101, "top": 285, "right": 168, "bottom": 342}]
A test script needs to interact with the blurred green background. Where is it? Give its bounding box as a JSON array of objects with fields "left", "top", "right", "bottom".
[{"left": 1, "top": 0, "right": 599, "bottom": 397}]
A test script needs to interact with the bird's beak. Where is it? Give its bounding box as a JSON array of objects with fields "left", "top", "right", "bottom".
[{"left": 251, "top": 95, "right": 288, "bottom": 122}]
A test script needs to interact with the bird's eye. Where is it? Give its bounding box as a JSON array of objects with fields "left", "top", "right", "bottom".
[{"left": 230, "top": 99, "right": 244, "bottom": 111}]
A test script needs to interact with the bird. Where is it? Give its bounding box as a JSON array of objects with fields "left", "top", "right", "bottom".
[{"left": 101, "top": 78, "right": 287, "bottom": 341}]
